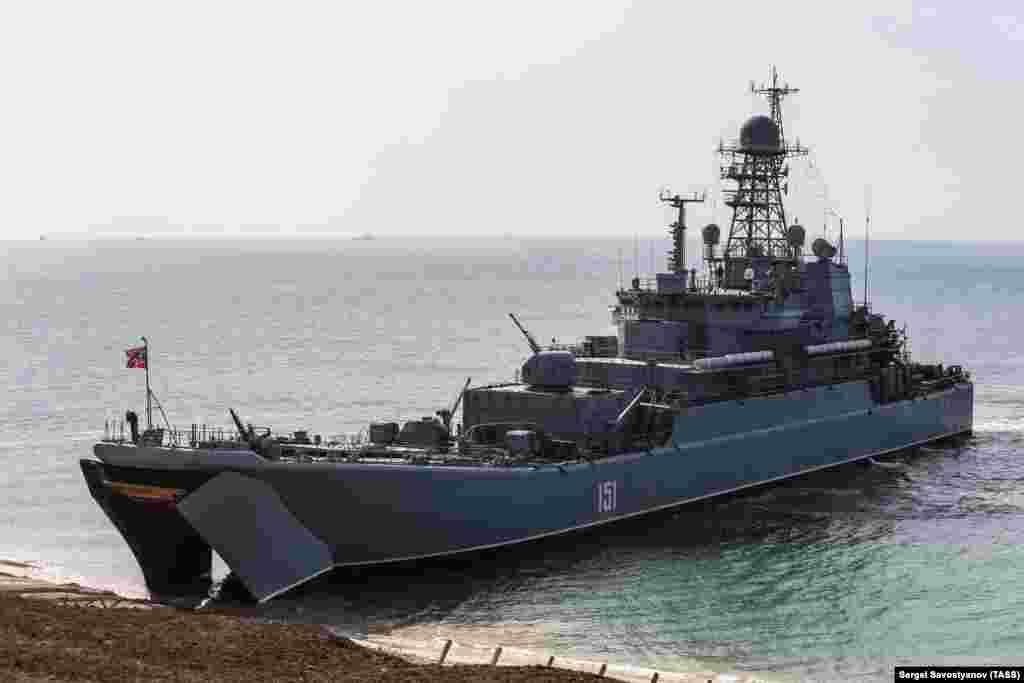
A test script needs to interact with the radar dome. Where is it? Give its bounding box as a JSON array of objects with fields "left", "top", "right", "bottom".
[
  {"left": 739, "top": 115, "right": 781, "bottom": 154},
  {"left": 811, "top": 238, "right": 837, "bottom": 260},
  {"left": 702, "top": 223, "right": 720, "bottom": 245},
  {"left": 786, "top": 224, "right": 806, "bottom": 248}
]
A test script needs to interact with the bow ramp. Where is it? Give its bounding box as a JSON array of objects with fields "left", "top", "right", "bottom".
[{"left": 177, "top": 472, "right": 333, "bottom": 602}]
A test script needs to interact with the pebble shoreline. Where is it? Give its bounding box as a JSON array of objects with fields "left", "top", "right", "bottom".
[{"left": 0, "top": 564, "right": 774, "bottom": 683}]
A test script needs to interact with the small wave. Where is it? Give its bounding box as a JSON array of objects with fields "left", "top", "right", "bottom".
[
  {"left": 867, "top": 458, "right": 905, "bottom": 470},
  {"left": 0, "top": 433, "right": 100, "bottom": 450},
  {"left": 389, "top": 620, "right": 567, "bottom": 646},
  {"left": 958, "top": 490, "right": 1024, "bottom": 514},
  {"left": 0, "top": 555, "right": 146, "bottom": 599},
  {"left": 777, "top": 487, "right": 864, "bottom": 497},
  {"left": 971, "top": 419, "right": 1024, "bottom": 433},
  {"left": 0, "top": 558, "right": 38, "bottom": 571}
]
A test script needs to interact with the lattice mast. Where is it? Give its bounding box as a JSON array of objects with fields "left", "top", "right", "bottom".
[
  {"left": 659, "top": 190, "right": 705, "bottom": 274},
  {"left": 720, "top": 67, "right": 807, "bottom": 261}
]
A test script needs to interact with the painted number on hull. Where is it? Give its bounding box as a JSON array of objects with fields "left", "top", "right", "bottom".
[{"left": 597, "top": 480, "right": 617, "bottom": 514}]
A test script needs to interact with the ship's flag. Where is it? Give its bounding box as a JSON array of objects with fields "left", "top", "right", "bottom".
[{"left": 125, "top": 346, "right": 147, "bottom": 369}]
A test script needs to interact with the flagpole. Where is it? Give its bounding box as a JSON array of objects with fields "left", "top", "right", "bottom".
[{"left": 142, "top": 335, "right": 152, "bottom": 430}]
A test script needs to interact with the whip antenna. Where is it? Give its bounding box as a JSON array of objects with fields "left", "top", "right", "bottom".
[
  {"left": 864, "top": 185, "right": 872, "bottom": 309},
  {"left": 634, "top": 233, "right": 639, "bottom": 281},
  {"left": 617, "top": 247, "right": 623, "bottom": 290}
]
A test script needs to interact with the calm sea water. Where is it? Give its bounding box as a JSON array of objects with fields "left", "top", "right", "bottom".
[{"left": 3, "top": 237, "right": 1023, "bottom": 681}]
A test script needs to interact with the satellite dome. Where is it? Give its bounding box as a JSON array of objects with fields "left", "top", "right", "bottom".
[
  {"left": 811, "top": 238, "right": 837, "bottom": 260},
  {"left": 702, "top": 223, "right": 720, "bottom": 245},
  {"left": 786, "top": 224, "right": 806, "bottom": 248},
  {"left": 739, "top": 115, "right": 781, "bottom": 154}
]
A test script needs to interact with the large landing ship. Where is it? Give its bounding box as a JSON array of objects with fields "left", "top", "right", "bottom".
[{"left": 81, "top": 69, "right": 973, "bottom": 602}]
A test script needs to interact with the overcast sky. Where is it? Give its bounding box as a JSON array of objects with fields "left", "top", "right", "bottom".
[{"left": 0, "top": 1, "right": 1019, "bottom": 240}]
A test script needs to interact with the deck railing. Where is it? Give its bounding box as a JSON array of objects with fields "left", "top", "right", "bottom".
[
  {"left": 103, "top": 420, "right": 244, "bottom": 448},
  {"left": 616, "top": 274, "right": 760, "bottom": 298},
  {"left": 102, "top": 420, "right": 371, "bottom": 450}
]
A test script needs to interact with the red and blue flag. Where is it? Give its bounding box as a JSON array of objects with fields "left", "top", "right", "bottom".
[{"left": 125, "top": 346, "right": 147, "bottom": 369}]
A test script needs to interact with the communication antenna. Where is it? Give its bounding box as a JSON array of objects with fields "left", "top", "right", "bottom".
[
  {"left": 826, "top": 207, "right": 846, "bottom": 265},
  {"left": 634, "top": 233, "right": 639, "bottom": 280},
  {"left": 839, "top": 216, "right": 845, "bottom": 265},
  {"left": 864, "top": 185, "right": 872, "bottom": 309},
  {"left": 617, "top": 247, "right": 623, "bottom": 290}
]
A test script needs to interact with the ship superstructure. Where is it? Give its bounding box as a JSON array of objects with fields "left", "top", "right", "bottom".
[
  {"left": 81, "top": 69, "right": 974, "bottom": 604},
  {"left": 461, "top": 69, "right": 888, "bottom": 440}
]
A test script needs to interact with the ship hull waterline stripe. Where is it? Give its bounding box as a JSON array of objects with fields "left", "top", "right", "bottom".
[
  {"left": 252, "top": 426, "right": 970, "bottom": 603},
  {"left": 106, "top": 481, "right": 184, "bottom": 501}
]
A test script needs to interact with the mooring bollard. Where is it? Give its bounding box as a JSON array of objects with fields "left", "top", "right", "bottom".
[
  {"left": 437, "top": 639, "right": 452, "bottom": 665},
  {"left": 598, "top": 662, "right": 607, "bottom": 677},
  {"left": 490, "top": 646, "right": 503, "bottom": 665},
  {"left": 546, "top": 655, "right": 555, "bottom": 667}
]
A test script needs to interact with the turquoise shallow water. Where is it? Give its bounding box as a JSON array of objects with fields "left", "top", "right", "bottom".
[{"left": 2, "top": 237, "right": 1023, "bottom": 681}]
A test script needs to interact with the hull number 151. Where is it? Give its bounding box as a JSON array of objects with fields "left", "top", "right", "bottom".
[{"left": 596, "top": 480, "right": 617, "bottom": 513}]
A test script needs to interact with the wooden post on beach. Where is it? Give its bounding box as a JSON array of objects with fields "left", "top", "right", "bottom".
[
  {"left": 598, "top": 662, "right": 607, "bottom": 677},
  {"left": 546, "top": 655, "right": 555, "bottom": 667},
  {"left": 490, "top": 646, "right": 502, "bottom": 665},
  {"left": 650, "top": 673, "right": 659, "bottom": 683},
  {"left": 437, "top": 639, "right": 452, "bottom": 665}
]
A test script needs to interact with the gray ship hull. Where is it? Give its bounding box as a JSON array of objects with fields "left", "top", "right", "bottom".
[{"left": 81, "top": 378, "right": 973, "bottom": 602}]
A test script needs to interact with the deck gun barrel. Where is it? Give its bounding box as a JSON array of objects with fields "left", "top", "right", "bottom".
[
  {"left": 612, "top": 386, "right": 648, "bottom": 431},
  {"left": 229, "top": 408, "right": 265, "bottom": 454},
  {"left": 229, "top": 408, "right": 249, "bottom": 442},
  {"left": 509, "top": 313, "right": 541, "bottom": 355}
]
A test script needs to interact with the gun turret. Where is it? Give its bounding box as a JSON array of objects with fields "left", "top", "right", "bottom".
[
  {"left": 228, "top": 408, "right": 279, "bottom": 458},
  {"left": 509, "top": 313, "right": 541, "bottom": 355},
  {"left": 437, "top": 376, "right": 472, "bottom": 434}
]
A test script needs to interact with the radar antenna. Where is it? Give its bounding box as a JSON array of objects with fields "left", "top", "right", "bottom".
[
  {"left": 715, "top": 66, "right": 808, "bottom": 286},
  {"left": 659, "top": 190, "right": 705, "bottom": 274},
  {"left": 751, "top": 65, "right": 801, "bottom": 144}
]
